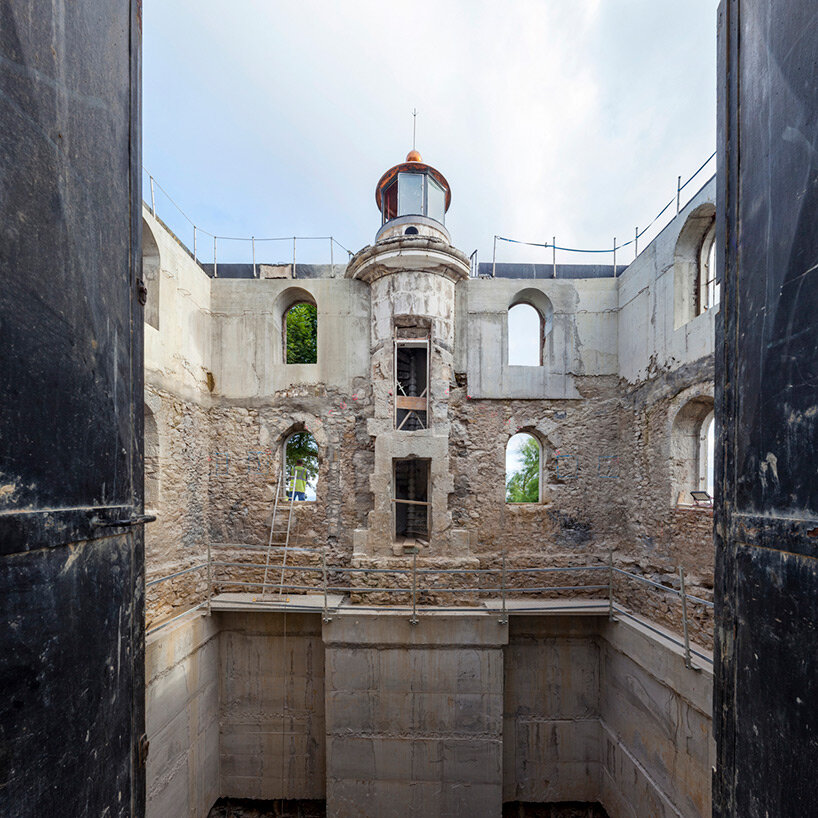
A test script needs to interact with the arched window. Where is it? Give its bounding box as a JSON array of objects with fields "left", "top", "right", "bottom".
[
  {"left": 506, "top": 432, "right": 541, "bottom": 503},
  {"left": 671, "top": 397, "right": 715, "bottom": 505},
  {"left": 699, "top": 411, "right": 715, "bottom": 496},
  {"left": 507, "top": 289, "right": 554, "bottom": 367},
  {"left": 142, "top": 218, "right": 160, "bottom": 330},
  {"left": 698, "top": 223, "right": 719, "bottom": 314},
  {"left": 284, "top": 301, "right": 317, "bottom": 364},
  {"left": 673, "top": 203, "right": 716, "bottom": 328},
  {"left": 144, "top": 404, "right": 159, "bottom": 510},
  {"left": 283, "top": 431, "right": 318, "bottom": 501}
]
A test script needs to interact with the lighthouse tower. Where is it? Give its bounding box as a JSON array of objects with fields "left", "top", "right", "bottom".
[{"left": 347, "top": 150, "right": 471, "bottom": 557}]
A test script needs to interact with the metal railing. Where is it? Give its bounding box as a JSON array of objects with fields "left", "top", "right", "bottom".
[
  {"left": 146, "top": 545, "right": 713, "bottom": 668},
  {"left": 482, "top": 151, "right": 717, "bottom": 277},
  {"left": 142, "top": 167, "right": 354, "bottom": 273}
]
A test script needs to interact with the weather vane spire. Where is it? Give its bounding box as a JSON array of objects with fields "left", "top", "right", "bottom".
[{"left": 412, "top": 108, "right": 417, "bottom": 151}]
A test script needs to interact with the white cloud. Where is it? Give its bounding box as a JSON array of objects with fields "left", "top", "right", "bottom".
[{"left": 143, "top": 0, "right": 717, "bottom": 265}]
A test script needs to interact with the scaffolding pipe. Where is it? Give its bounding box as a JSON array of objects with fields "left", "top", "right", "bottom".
[
  {"left": 193, "top": 226, "right": 197, "bottom": 263},
  {"left": 214, "top": 237, "right": 218, "bottom": 278},
  {"left": 150, "top": 175, "right": 155, "bottom": 216},
  {"left": 552, "top": 237, "right": 556, "bottom": 279},
  {"left": 635, "top": 226, "right": 639, "bottom": 259},
  {"left": 252, "top": 236, "right": 256, "bottom": 278},
  {"left": 322, "top": 547, "right": 331, "bottom": 622},
  {"left": 410, "top": 549, "right": 419, "bottom": 625},
  {"left": 500, "top": 551, "right": 508, "bottom": 624},
  {"left": 608, "top": 549, "right": 615, "bottom": 621},
  {"left": 206, "top": 539, "right": 212, "bottom": 616},
  {"left": 680, "top": 566, "right": 693, "bottom": 669},
  {"left": 676, "top": 175, "right": 682, "bottom": 213},
  {"left": 292, "top": 236, "right": 297, "bottom": 278},
  {"left": 492, "top": 235, "right": 497, "bottom": 278},
  {"left": 613, "top": 238, "right": 617, "bottom": 277}
]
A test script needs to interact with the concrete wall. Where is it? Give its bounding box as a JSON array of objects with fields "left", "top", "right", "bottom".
[
  {"left": 219, "top": 612, "right": 325, "bottom": 800},
  {"left": 505, "top": 615, "right": 713, "bottom": 818},
  {"left": 504, "top": 618, "right": 602, "bottom": 804},
  {"left": 143, "top": 207, "right": 213, "bottom": 400},
  {"left": 145, "top": 609, "right": 711, "bottom": 817},
  {"left": 617, "top": 178, "right": 717, "bottom": 385},
  {"left": 323, "top": 613, "right": 507, "bottom": 817},
  {"left": 599, "top": 617, "right": 714, "bottom": 818},
  {"left": 146, "top": 613, "right": 220, "bottom": 818},
  {"left": 210, "top": 278, "right": 370, "bottom": 398},
  {"left": 459, "top": 278, "right": 618, "bottom": 399}
]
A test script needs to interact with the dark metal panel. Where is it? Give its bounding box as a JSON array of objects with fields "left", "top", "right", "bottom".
[
  {"left": 0, "top": 1, "right": 144, "bottom": 815},
  {"left": 716, "top": 0, "right": 818, "bottom": 814},
  {"left": 731, "top": 1, "right": 818, "bottom": 518},
  {"left": 732, "top": 545, "right": 818, "bottom": 816},
  {"left": 0, "top": 0, "right": 135, "bottom": 519},
  {"left": 0, "top": 535, "right": 136, "bottom": 815}
]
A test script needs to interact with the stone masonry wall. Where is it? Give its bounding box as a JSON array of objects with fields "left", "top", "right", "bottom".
[
  {"left": 145, "top": 385, "right": 212, "bottom": 629},
  {"left": 206, "top": 385, "right": 373, "bottom": 598}
]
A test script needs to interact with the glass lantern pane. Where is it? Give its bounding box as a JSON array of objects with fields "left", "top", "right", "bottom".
[
  {"left": 427, "top": 177, "right": 445, "bottom": 223},
  {"left": 398, "top": 172, "right": 424, "bottom": 216}
]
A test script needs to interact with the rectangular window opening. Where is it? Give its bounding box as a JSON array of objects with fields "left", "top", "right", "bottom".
[
  {"left": 393, "top": 458, "right": 430, "bottom": 542},
  {"left": 395, "top": 339, "right": 429, "bottom": 430}
]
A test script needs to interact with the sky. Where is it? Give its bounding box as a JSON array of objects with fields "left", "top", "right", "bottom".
[{"left": 143, "top": 0, "right": 718, "bottom": 268}]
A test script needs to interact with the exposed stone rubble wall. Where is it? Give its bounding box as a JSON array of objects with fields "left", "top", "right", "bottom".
[{"left": 143, "top": 180, "right": 717, "bottom": 648}]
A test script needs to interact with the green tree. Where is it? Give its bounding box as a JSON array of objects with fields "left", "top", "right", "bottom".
[
  {"left": 506, "top": 436, "right": 540, "bottom": 503},
  {"left": 285, "top": 431, "right": 319, "bottom": 485},
  {"left": 285, "top": 302, "right": 317, "bottom": 364}
]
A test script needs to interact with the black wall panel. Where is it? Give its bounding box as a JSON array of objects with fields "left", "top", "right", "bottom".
[
  {"left": 716, "top": 1, "right": 818, "bottom": 815},
  {"left": 0, "top": 1, "right": 143, "bottom": 815}
]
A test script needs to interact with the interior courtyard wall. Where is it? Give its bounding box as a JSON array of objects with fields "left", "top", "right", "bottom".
[
  {"left": 144, "top": 609, "right": 712, "bottom": 817},
  {"left": 613, "top": 178, "right": 717, "bottom": 643},
  {"left": 206, "top": 275, "right": 374, "bottom": 593},
  {"left": 143, "top": 207, "right": 216, "bottom": 626},
  {"left": 142, "top": 182, "right": 717, "bottom": 643}
]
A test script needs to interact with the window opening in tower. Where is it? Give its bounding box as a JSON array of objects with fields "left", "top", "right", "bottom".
[
  {"left": 395, "top": 339, "right": 429, "bottom": 430},
  {"left": 393, "top": 458, "right": 430, "bottom": 541}
]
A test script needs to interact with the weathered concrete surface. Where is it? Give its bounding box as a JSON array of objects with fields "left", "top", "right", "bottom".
[
  {"left": 323, "top": 613, "right": 508, "bottom": 817},
  {"left": 458, "top": 278, "right": 617, "bottom": 399},
  {"left": 219, "top": 613, "right": 325, "bottom": 801},
  {"left": 598, "top": 617, "right": 713, "bottom": 818},
  {"left": 146, "top": 612, "right": 220, "bottom": 818},
  {"left": 210, "top": 278, "right": 370, "bottom": 397},
  {"left": 504, "top": 618, "right": 602, "bottom": 805},
  {"left": 617, "top": 178, "right": 717, "bottom": 385},
  {"left": 145, "top": 608, "right": 712, "bottom": 816}
]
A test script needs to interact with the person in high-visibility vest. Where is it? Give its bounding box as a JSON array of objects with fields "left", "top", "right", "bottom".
[{"left": 290, "top": 458, "right": 308, "bottom": 501}]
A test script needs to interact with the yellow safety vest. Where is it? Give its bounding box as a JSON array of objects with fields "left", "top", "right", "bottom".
[{"left": 292, "top": 466, "right": 307, "bottom": 494}]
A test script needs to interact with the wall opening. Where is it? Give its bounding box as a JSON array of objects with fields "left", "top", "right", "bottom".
[
  {"left": 698, "top": 222, "right": 719, "bottom": 314},
  {"left": 507, "top": 289, "right": 554, "bottom": 367},
  {"left": 393, "top": 458, "right": 430, "bottom": 541},
  {"left": 142, "top": 217, "right": 160, "bottom": 330},
  {"left": 144, "top": 403, "right": 159, "bottom": 509},
  {"left": 395, "top": 338, "right": 429, "bottom": 430},
  {"left": 284, "top": 431, "right": 318, "bottom": 501},
  {"left": 700, "top": 411, "right": 715, "bottom": 496},
  {"left": 284, "top": 299, "right": 318, "bottom": 364},
  {"left": 670, "top": 397, "right": 714, "bottom": 505},
  {"left": 506, "top": 432, "right": 541, "bottom": 503},
  {"left": 673, "top": 203, "right": 716, "bottom": 328}
]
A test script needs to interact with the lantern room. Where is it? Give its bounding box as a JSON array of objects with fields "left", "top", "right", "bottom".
[{"left": 374, "top": 150, "right": 452, "bottom": 242}]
